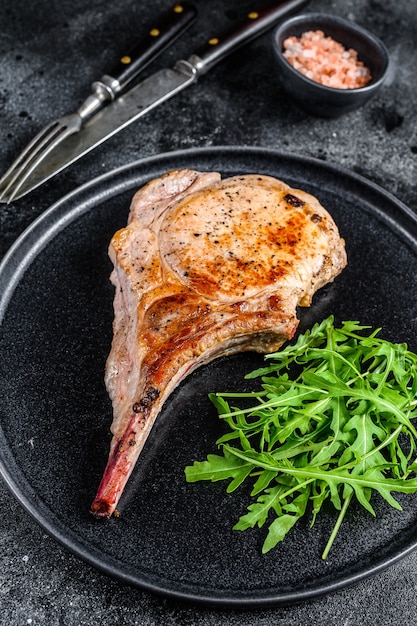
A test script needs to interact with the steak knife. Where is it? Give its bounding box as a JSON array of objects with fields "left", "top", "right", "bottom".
[{"left": 1, "top": 0, "right": 309, "bottom": 201}]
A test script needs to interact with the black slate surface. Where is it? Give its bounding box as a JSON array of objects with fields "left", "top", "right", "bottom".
[{"left": 1, "top": 0, "right": 417, "bottom": 623}]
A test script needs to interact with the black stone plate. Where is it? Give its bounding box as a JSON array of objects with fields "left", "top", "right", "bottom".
[{"left": 1, "top": 146, "right": 417, "bottom": 608}]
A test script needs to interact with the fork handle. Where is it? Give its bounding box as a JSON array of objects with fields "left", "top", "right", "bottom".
[{"left": 96, "top": 2, "right": 197, "bottom": 99}]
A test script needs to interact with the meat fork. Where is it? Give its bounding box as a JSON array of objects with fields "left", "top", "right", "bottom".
[{"left": 0, "top": 2, "right": 196, "bottom": 204}]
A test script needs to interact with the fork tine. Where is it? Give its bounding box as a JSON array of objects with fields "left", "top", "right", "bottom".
[
  {"left": 0, "top": 121, "right": 61, "bottom": 193},
  {"left": 0, "top": 121, "right": 73, "bottom": 203}
]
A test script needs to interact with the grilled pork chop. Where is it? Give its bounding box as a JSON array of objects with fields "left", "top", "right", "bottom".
[{"left": 91, "top": 169, "right": 347, "bottom": 518}]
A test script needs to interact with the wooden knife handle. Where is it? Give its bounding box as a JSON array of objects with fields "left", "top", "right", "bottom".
[
  {"left": 105, "top": 2, "right": 197, "bottom": 96},
  {"left": 190, "top": 0, "right": 310, "bottom": 75}
]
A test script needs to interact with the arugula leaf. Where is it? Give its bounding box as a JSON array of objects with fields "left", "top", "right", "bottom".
[
  {"left": 184, "top": 316, "right": 417, "bottom": 558},
  {"left": 262, "top": 489, "right": 310, "bottom": 554},
  {"left": 184, "top": 447, "right": 253, "bottom": 492}
]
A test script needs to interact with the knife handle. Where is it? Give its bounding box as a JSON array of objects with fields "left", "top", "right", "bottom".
[
  {"left": 189, "top": 0, "right": 310, "bottom": 75},
  {"left": 97, "top": 2, "right": 197, "bottom": 98}
]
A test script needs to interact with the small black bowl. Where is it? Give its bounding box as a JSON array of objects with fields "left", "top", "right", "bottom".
[{"left": 272, "top": 13, "right": 389, "bottom": 117}]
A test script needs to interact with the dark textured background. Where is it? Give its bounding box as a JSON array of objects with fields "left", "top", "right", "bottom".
[{"left": 1, "top": 0, "right": 417, "bottom": 623}]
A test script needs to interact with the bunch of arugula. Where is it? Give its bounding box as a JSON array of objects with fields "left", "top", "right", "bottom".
[{"left": 185, "top": 316, "right": 417, "bottom": 558}]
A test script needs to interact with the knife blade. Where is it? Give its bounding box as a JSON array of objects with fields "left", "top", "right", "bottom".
[{"left": 5, "top": 0, "right": 309, "bottom": 201}]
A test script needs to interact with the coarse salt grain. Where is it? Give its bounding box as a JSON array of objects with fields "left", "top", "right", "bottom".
[{"left": 283, "top": 30, "right": 372, "bottom": 89}]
